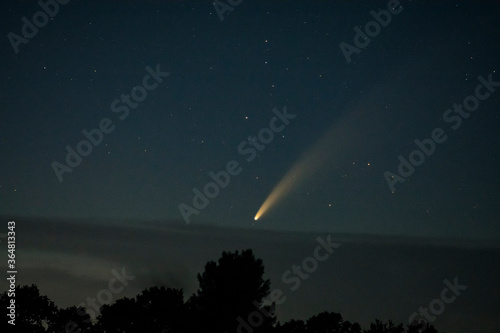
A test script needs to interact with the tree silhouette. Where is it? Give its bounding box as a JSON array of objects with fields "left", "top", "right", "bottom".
[
  {"left": 96, "top": 286, "right": 186, "bottom": 333},
  {"left": 0, "top": 284, "right": 58, "bottom": 333},
  {"left": 275, "top": 319, "right": 307, "bottom": 333},
  {"left": 306, "top": 312, "right": 362, "bottom": 333},
  {"left": 4, "top": 249, "right": 444, "bottom": 333},
  {"left": 187, "top": 249, "right": 274, "bottom": 333},
  {"left": 406, "top": 322, "right": 438, "bottom": 333},
  {"left": 48, "top": 306, "right": 94, "bottom": 333},
  {"left": 363, "top": 319, "right": 404, "bottom": 333},
  {"left": 135, "top": 286, "right": 186, "bottom": 333},
  {"left": 96, "top": 296, "right": 139, "bottom": 332}
]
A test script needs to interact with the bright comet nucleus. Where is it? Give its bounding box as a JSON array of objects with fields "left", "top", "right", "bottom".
[
  {"left": 253, "top": 159, "right": 308, "bottom": 221},
  {"left": 253, "top": 104, "right": 370, "bottom": 221}
]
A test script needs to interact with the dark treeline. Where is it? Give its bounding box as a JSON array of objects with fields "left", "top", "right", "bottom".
[{"left": 1, "top": 249, "right": 440, "bottom": 333}]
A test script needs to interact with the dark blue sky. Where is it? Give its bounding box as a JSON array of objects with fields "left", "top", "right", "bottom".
[
  {"left": 2, "top": 1, "right": 499, "bottom": 240},
  {"left": 1, "top": 1, "right": 500, "bottom": 332}
]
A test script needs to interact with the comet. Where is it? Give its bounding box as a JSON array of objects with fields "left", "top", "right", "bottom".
[
  {"left": 254, "top": 161, "right": 306, "bottom": 221},
  {"left": 253, "top": 134, "right": 331, "bottom": 221},
  {"left": 254, "top": 75, "right": 413, "bottom": 221},
  {"left": 253, "top": 104, "right": 371, "bottom": 221}
]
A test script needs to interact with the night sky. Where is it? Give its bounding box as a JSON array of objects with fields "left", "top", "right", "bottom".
[{"left": 1, "top": 0, "right": 500, "bottom": 332}]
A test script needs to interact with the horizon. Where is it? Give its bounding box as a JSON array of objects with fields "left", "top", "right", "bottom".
[
  {"left": 1, "top": 1, "right": 499, "bottom": 332},
  {"left": 3, "top": 216, "right": 500, "bottom": 332}
]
